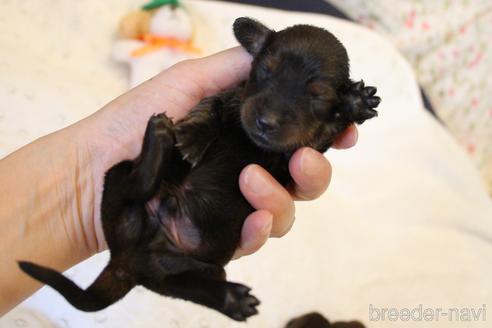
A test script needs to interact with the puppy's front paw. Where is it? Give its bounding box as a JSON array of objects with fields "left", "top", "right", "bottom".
[
  {"left": 343, "top": 80, "right": 381, "bottom": 124},
  {"left": 222, "top": 283, "right": 260, "bottom": 321},
  {"left": 174, "top": 118, "right": 211, "bottom": 167}
]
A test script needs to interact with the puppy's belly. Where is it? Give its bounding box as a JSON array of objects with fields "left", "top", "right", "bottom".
[{"left": 145, "top": 196, "right": 201, "bottom": 253}]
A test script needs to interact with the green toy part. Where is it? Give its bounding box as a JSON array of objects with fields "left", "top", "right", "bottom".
[{"left": 142, "top": 0, "right": 179, "bottom": 10}]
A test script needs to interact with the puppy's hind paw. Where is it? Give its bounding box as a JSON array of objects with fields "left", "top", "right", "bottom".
[
  {"left": 148, "top": 113, "right": 175, "bottom": 142},
  {"left": 343, "top": 80, "right": 381, "bottom": 124},
  {"left": 222, "top": 283, "right": 260, "bottom": 321}
]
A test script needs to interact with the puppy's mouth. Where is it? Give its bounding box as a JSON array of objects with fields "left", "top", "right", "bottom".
[
  {"left": 241, "top": 102, "right": 298, "bottom": 152},
  {"left": 248, "top": 129, "right": 295, "bottom": 152},
  {"left": 250, "top": 130, "right": 271, "bottom": 146}
]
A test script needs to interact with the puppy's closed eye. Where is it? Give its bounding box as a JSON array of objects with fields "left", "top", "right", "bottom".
[
  {"left": 256, "top": 64, "right": 271, "bottom": 82},
  {"left": 256, "top": 58, "right": 279, "bottom": 82}
]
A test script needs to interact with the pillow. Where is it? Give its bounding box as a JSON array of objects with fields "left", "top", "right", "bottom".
[{"left": 328, "top": 0, "right": 492, "bottom": 196}]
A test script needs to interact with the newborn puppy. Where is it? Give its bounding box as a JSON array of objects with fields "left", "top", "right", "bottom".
[
  {"left": 286, "top": 312, "right": 366, "bottom": 328},
  {"left": 19, "top": 18, "right": 380, "bottom": 321}
]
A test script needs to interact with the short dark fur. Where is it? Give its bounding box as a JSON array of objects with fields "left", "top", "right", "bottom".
[
  {"left": 19, "top": 18, "right": 380, "bottom": 321},
  {"left": 286, "top": 312, "right": 366, "bottom": 328}
]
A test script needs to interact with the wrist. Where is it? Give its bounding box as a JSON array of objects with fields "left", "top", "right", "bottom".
[
  {"left": 0, "top": 127, "right": 97, "bottom": 313},
  {"left": 68, "top": 119, "right": 109, "bottom": 255},
  {"left": 71, "top": 102, "right": 155, "bottom": 254}
]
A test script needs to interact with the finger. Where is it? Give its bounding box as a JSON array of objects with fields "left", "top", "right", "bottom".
[
  {"left": 177, "top": 46, "right": 253, "bottom": 98},
  {"left": 288, "top": 148, "right": 332, "bottom": 201},
  {"left": 232, "top": 210, "right": 273, "bottom": 260},
  {"left": 332, "top": 124, "right": 358, "bottom": 149},
  {"left": 239, "top": 164, "right": 295, "bottom": 238}
]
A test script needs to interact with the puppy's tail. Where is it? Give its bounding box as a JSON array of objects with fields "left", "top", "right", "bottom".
[{"left": 18, "top": 260, "right": 134, "bottom": 312}]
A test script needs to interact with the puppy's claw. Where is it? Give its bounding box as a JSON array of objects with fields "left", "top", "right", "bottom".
[
  {"left": 235, "top": 285, "right": 251, "bottom": 294},
  {"left": 242, "top": 302, "right": 259, "bottom": 317},
  {"left": 148, "top": 113, "right": 174, "bottom": 131},
  {"left": 362, "top": 86, "right": 377, "bottom": 97},
  {"left": 351, "top": 80, "right": 364, "bottom": 92},
  {"left": 223, "top": 283, "right": 259, "bottom": 321},
  {"left": 367, "top": 96, "right": 381, "bottom": 108},
  {"left": 246, "top": 295, "right": 261, "bottom": 306},
  {"left": 364, "top": 108, "right": 378, "bottom": 118}
]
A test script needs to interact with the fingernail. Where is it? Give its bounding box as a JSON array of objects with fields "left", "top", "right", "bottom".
[
  {"left": 300, "top": 148, "right": 323, "bottom": 176},
  {"left": 241, "top": 213, "right": 273, "bottom": 251},
  {"left": 344, "top": 126, "right": 358, "bottom": 147},
  {"left": 244, "top": 166, "right": 272, "bottom": 196},
  {"left": 335, "top": 125, "right": 359, "bottom": 149}
]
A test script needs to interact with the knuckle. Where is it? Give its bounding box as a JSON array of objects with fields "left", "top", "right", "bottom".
[{"left": 271, "top": 203, "right": 295, "bottom": 238}]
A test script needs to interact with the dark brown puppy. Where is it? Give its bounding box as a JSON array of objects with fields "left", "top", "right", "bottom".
[
  {"left": 19, "top": 18, "right": 380, "bottom": 321},
  {"left": 286, "top": 312, "right": 366, "bottom": 328}
]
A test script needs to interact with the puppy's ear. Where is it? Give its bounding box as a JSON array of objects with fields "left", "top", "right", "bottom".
[{"left": 233, "top": 17, "right": 273, "bottom": 56}]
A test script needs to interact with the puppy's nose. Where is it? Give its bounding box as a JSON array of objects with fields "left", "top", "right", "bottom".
[{"left": 256, "top": 116, "right": 279, "bottom": 133}]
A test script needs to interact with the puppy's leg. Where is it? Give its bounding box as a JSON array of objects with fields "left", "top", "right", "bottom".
[
  {"left": 340, "top": 80, "right": 381, "bottom": 124},
  {"left": 125, "top": 113, "right": 176, "bottom": 200},
  {"left": 174, "top": 97, "right": 221, "bottom": 167},
  {"left": 150, "top": 267, "right": 259, "bottom": 321},
  {"left": 102, "top": 113, "right": 175, "bottom": 247}
]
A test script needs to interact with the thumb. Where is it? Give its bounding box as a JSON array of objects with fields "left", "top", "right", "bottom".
[{"left": 109, "top": 46, "right": 252, "bottom": 122}]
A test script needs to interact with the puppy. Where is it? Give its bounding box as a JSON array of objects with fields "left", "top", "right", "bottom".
[
  {"left": 19, "top": 17, "right": 380, "bottom": 321},
  {"left": 286, "top": 312, "right": 366, "bottom": 328}
]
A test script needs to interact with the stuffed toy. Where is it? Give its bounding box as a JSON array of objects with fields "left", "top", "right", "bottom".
[{"left": 113, "top": 0, "right": 200, "bottom": 87}]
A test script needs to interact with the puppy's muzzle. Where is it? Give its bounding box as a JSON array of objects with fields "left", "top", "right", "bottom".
[{"left": 255, "top": 115, "right": 279, "bottom": 134}]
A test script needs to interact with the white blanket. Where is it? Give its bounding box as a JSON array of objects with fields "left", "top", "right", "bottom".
[{"left": 1, "top": 1, "right": 491, "bottom": 327}]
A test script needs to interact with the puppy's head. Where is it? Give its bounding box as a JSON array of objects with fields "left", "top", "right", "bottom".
[{"left": 234, "top": 17, "right": 350, "bottom": 152}]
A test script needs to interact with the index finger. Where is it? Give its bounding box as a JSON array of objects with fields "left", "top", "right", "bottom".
[
  {"left": 139, "top": 46, "right": 253, "bottom": 120},
  {"left": 288, "top": 148, "right": 332, "bottom": 201},
  {"left": 332, "top": 124, "right": 358, "bottom": 149}
]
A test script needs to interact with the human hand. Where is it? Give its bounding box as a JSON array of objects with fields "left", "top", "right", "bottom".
[
  {"left": 234, "top": 125, "right": 357, "bottom": 259},
  {"left": 77, "top": 46, "right": 357, "bottom": 257},
  {"left": 0, "top": 43, "right": 357, "bottom": 316}
]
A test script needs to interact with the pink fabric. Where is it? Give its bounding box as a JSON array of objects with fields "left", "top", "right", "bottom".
[{"left": 330, "top": 0, "right": 492, "bottom": 195}]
